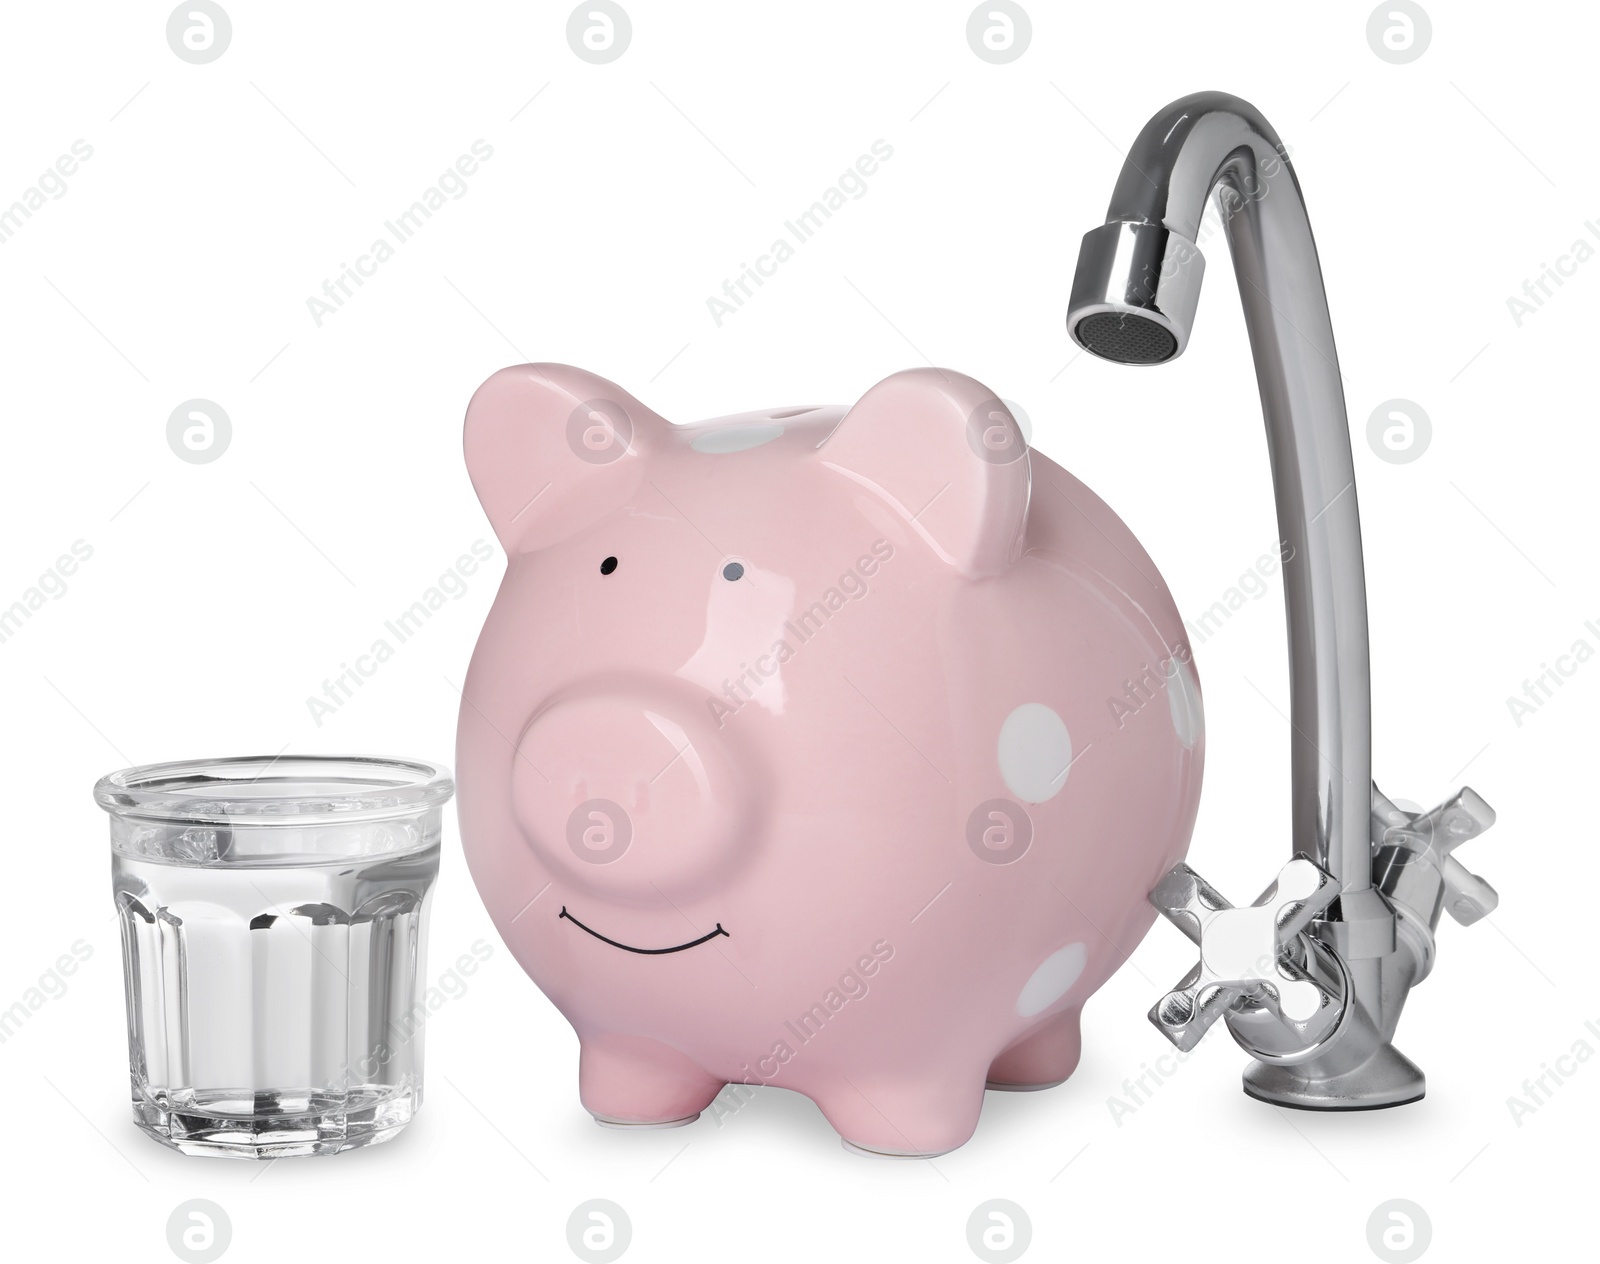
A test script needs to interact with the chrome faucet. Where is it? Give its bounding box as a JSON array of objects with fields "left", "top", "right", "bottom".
[{"left": 1066, "top": 92, "right": 1498, "bottom": 1109}]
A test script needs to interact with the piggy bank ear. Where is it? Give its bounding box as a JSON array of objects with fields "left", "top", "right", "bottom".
[
  {"left": 463, "top": 363, "right": 664, "bottom": 553},
  {"left": 819, "top": 368, "right": 1030, "bottom": 576}
]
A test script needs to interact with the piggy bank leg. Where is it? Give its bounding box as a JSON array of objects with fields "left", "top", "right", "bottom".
[
  {"left": 812, "top": 1067, "right": 988, "bottom": 1158},
  {"left": 580, "top": 1032, "right": 724, "bottom": 1128},
  {"left": 985, "top": 1005, "right": 1084, "bottom": 1091}
]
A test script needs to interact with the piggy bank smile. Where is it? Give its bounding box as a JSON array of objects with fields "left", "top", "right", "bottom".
[{"left": 557, "top": 906, "right": 730, "bottom": 955}]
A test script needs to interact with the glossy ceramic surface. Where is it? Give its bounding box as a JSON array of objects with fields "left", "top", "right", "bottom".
[{"left": 456, "top": 363, "right": 1203, "bottom": 1155}]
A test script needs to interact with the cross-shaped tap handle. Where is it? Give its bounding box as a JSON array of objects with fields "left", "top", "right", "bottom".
[
  {"left": 1373, "top": 784, "right": 1498, "bottom": 925},
  {"left": 1147, "top": 857, "right": 1341, "bottom": 1052}
]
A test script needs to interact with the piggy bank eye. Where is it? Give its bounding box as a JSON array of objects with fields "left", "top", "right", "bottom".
[
  {"left": 722, "top": 562, "right": 744, "bottom": 581},
  {"left": 600, "top": 556, "right": 618, "bottom": 575}
]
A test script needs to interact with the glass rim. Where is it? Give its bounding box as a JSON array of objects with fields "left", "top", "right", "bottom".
[{"left": 94, "top": 754, "right": 455, "bottom": 830}]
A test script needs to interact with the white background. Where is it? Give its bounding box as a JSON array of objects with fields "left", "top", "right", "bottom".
[{"left": 1, "top": 2, "right": 1593, "bottom": 1261}]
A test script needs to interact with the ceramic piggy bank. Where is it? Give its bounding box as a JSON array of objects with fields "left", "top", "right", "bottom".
[{"left": 457, "top": 362, "right": 1203, "bottom": 1155}]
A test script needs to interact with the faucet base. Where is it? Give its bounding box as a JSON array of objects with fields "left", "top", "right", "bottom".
[{"left": 1241, "top": 1043, "right": 1425, "bottom": 1110}]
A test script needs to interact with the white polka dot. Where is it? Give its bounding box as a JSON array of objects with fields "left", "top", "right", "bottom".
[
  {"left": 690, "top": 423, "right": 784, "bottom": 454},
  {"left": 1166, "top": 656, "right": 1203, "bottom": 750},
  {"left": 997, "top": 703, "right": 1072, "bottom": 803},
  {"left": 1016, "top": 943, "right": 1088, "bottom": 1017}
]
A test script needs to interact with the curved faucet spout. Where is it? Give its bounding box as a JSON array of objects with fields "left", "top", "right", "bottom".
[{"left": 1067, "top": 91, "right": 1375, "bottom": 910}]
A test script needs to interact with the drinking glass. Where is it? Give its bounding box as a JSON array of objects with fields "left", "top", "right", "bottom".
[{"left": 94, "top": 755, "right": 454, "bottom": 1158}]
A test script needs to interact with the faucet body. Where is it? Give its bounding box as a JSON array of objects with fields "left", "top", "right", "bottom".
[{"left": 1068, "top": 92, "right": 1497, "bottom": 1108}]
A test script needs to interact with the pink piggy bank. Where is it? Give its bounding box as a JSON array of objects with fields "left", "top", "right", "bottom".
[{"left": 457, "top": 362, "right": 1203, "bottom": 1156}]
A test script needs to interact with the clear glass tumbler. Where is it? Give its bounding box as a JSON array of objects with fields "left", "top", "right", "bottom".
[{"left": 94, "top": 755, "right": 454, "bottom": 1158}]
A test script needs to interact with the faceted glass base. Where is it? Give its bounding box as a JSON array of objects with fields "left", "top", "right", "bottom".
[{"left": 133, "top": 1082, "right": 420, "bottom": 1158}]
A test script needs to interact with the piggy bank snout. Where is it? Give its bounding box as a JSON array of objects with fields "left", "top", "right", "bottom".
[{"left": 512, "top": 689, "right": 752, "bottom": 900}]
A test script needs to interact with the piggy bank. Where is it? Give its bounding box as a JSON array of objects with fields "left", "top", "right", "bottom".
[{"left": 456, "top": 362, "right": 1203, "bottom": 1155}]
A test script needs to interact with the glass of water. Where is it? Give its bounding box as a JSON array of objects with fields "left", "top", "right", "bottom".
[{"left": 94, "top": 755, "right": 454, "bottom": 1158}]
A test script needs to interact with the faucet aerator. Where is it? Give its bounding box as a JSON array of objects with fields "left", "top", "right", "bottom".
[{"left": 1067, "top": 219, "right": 1203, "bottom": 364}]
